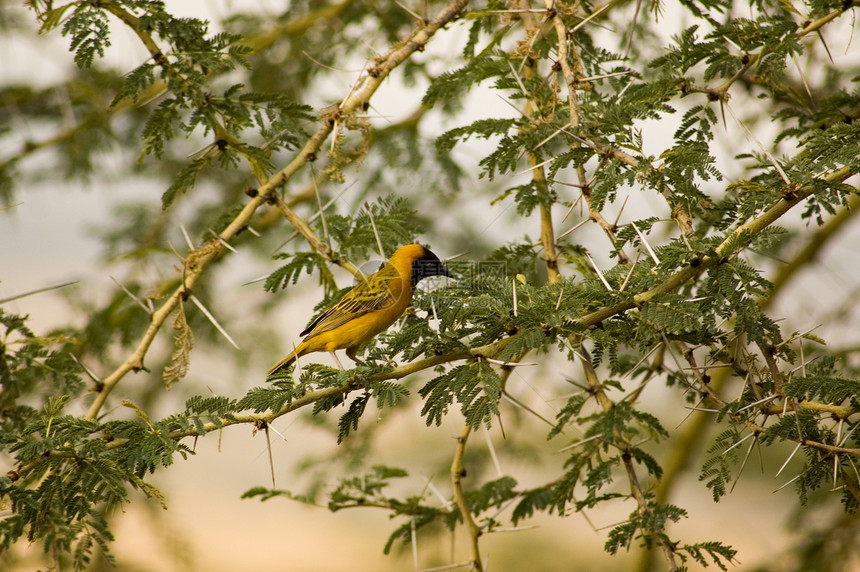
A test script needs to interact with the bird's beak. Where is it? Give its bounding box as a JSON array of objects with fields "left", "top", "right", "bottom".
[
  {"left": 425, "top": 260, "right": 453, "bottom": 279},
  {"left": 413, "top": 259, "right": 454, "bottom": 286}
]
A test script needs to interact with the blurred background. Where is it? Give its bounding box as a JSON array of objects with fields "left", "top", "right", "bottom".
[{"left": 2, "top": 0, "right": 860, "bottom": 570}]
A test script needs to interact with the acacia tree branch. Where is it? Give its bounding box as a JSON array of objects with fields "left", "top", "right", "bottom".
[
  {"left": 273, "top": 196, "right": 362, "bottom": 277},
  {"left": 635, "top": 367, "right": 728, "bottom": 572},
  {"left": 673, "top": 341, "right": 860, "bottom": 454},
  {"left": 547, "top": 1, "right": 637, "bottom": 257},
  {"left": 767, "top": 193, "right": 860, "bottom": 302},
  {"left": 72, "top": 160, "right": 860, "bottom": 459},
  {"left": 577, "top": 348, "right": 680, "bottom": 571},
  {"left": 82, "top": 0, "right": 471, "bottom": 421},
  {"left": 517, "top": 1, "right": 630, "bottom": 267},
  {"left": 13, "top": 334, "right": 515, "bottom": 480},
  {"left": 28, "top": 135, "right": 859, "bottom": 478},
  {"left": 100, "top": 1, "right": 167, "bottom": 66},
  {"left": 19, "top": 155, "right": 860, "bottom": 476},
  {"left": 572, "top": 0, "right": 859, "bottom": 240},
  {"left": 451, "top": 423, "right": 483, "bottom": 571},
  {"left": 574, "top": 165, "right": 855, "bottom": 328},
  {"left": 515, "top": 1, "right": 560, "bottom": 283},
  {"left": 538, "top": 185, "right": 561, "bottom": 283},
  {"left": 2, "top": 2, "right": 360, "bottom": 176},
  {"left": 641, "top": 260, "right": 859, "bottom": 572},
  {"left": 799, "top": 0, "right": 860, "bottom": 36},
  {"left": 684, "top": 2, "right": 859, "bottom": 107}
]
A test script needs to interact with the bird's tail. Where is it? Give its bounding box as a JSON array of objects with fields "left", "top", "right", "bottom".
[{"left": 267, "top": 346, "right": 302, "bottom": 376}]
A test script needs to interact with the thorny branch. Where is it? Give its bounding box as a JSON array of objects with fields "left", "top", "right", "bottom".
[
  {"left": 515, "top": 1, "right": 560, "bottom": 283},
  {"left": 577, "top": 347, "right": 680, "bottom": 571},
  {"left": 572, "top": 164, "right": 856, "bottom": 328},
  {"left": 19, "top": 157, "right": 855, "bottom": 483},
  {"left": 451, "top": 424, "right": 483, "bottom": 571},
  {"left": 6, "top": 1, "right": 860, "bottom": 569},
  {"left": 273, "top": 196, "right": 363, "bottom": 277},
  {"left": 25, "top": 157, "right": 859, "bottom": 471},
  {"left": 14, "top": 335, "right": 517, "bottom": 480},
  {"left": 541, "top": 0, "right": 635, "bottom": 260},
  {"left": 82, "top": 0, "right": 472, "bottom": 421},
  {"left": 17, "top": 62, "right": 857, "bottom": 465},
  {"left": 676, "top": 342, "right": 859, "bottom": 447}
]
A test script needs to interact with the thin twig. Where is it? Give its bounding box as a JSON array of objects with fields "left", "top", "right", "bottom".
[{"left": 451, "top": 424, "right": 482, "bottom": 571}]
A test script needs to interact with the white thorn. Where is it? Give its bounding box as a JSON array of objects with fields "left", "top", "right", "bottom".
[
  {"left": 0, "top": 280, "right": 79, "bottom": 305},
  {"left": 210, "top": 229, "right": 237, "bottom": 253},
  {"left": 189, "top": 294, "right": 240, "bottom": 350},
  {"left": 512, "top": 155, "right": 555, "bottom": 177},
  {"left": 366, "top": 205, "right": 386, "bottom": 259},
  {"left": 631, "top": 222, "right": 660, "bottom": 265},
  {"left": 506, "top": 59, "right": 529, "bottom": 98},
  {"left": 773, "top": 473, "right": 802, "bottom": 493},
  {"left": 558, "top": 433, "right": 603, "bottom": 452},
  {"left": 585, "top": 253, "right": 612, "bottom": 291},
  {"left": 725, "top": 101, "right": 791, "bottom": 186},
  {"left": 570, "top": 2, "right": 613, "bottom": 33},
  {"left": 721, "top": 431, "right": 755, "bottom": 456},
  {"left": 484, "top": 429, "right": 504, "bottom": 478},
  {"left": 483, "top": 357, "right": 537, "bottom": 367},
  {"left": 619, "top": 253, "right": 641, "bottom": 293},
  {"left": 312, "top": 167, "right": 331, "bottom": 246},
  {"left": 110, "top": 276, "right": 150, "bottom": 314},
  {"left": 178, "top": 218, "right": 195, "bottom": 250},
  {"left": 69, "top": 354, "right": 101, "bottom": 384},
  {"left": 557, "top": 217, "right": 589, "bottom": 240}
]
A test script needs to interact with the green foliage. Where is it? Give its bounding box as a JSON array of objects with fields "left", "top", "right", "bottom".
[
  {"left": 331, "top": 196, "right": 422, "bottom": 260},
  {"left": 783, "top": 375, "right": 860, "bottom": 406},
  {"left": 700, "top": 428, "right": 743, "bottom": 502},
  {"left": 265, "top": 251, "right": 329, "bottom": 292},
  {"left": 422, "top": 51, "right": 509, "bottom": 106},
  {"left": 682, "top": 540, "right": 738, "bottom": 570},
  {"left": 436, "top": 118, "right": 517, "bottom": 155},
  {"left": 61, "top": 4, "right": 111, "bottom": 69},
  {"left": 5, "top": 0, "right": 860, "bottom": 569},
  {"left": 328, "top": 464, "right": 410, "bottom": 510},
  {"left": 419, "top": 360, "right": 502, "bottom": 429}
]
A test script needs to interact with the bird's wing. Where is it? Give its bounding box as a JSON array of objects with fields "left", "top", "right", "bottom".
[{"left": 300, "top": 265, "right": 401, "bottom": 338}]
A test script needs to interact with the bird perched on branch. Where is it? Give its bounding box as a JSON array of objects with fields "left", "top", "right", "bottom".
[{"left": 268, "top": 244, "right": 452, "bottom": 375}]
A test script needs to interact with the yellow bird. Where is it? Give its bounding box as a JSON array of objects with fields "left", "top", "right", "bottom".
[{"left": 268, "top": 244, "right": 452, "bottom": 375}]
